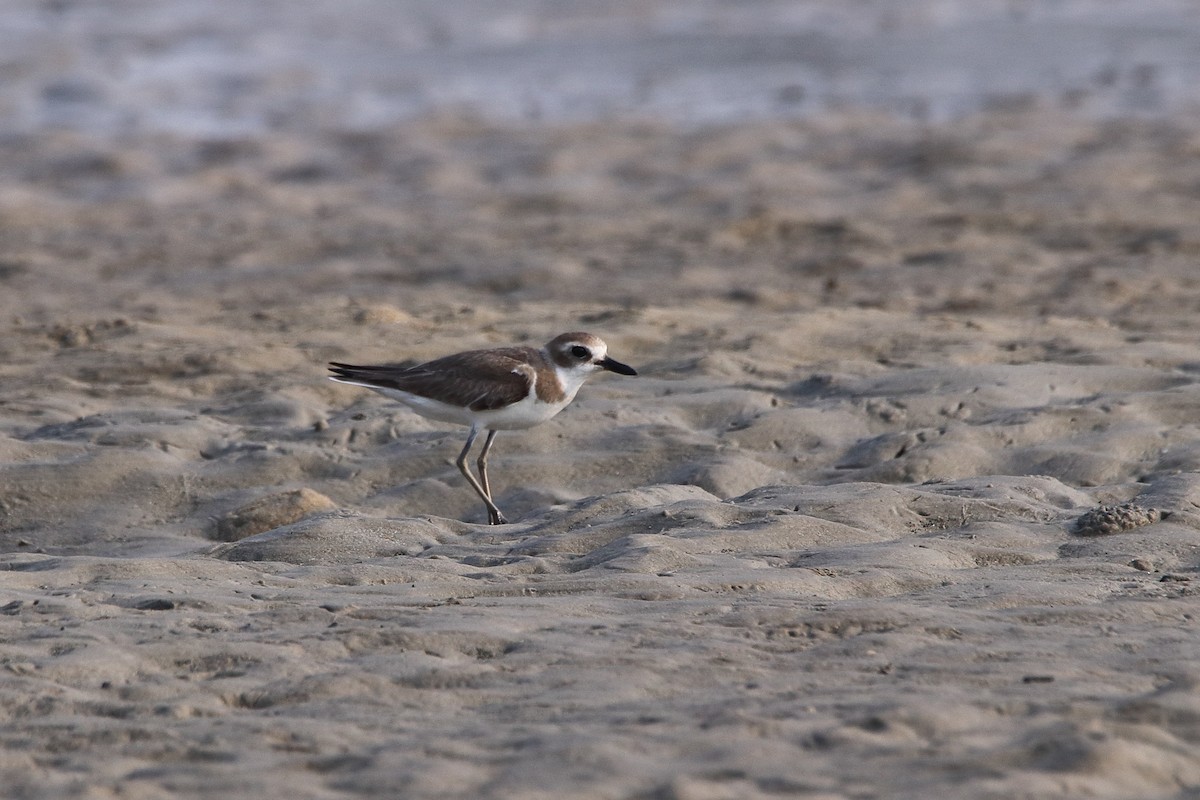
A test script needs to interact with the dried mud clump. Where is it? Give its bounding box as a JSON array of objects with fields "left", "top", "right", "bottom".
[
  {"left": 211, "top": 488, "right": 337, "bottom": 542},
  {"left": 1074, "top": 502, "right": 1162, "bottom": 536}
]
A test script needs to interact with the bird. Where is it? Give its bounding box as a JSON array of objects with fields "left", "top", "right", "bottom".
[{"left": 328, "top": 332, "right": 637, "bottom": 524}]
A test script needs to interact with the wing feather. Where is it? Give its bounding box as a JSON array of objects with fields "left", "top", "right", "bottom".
[{"left": 329, "top": 347, "right": 539, "bottom": 411}]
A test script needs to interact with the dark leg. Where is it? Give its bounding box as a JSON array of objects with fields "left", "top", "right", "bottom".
[
  {"left": 476, "top": 429, "right": 506, "bottom": 525},
  {"left": 455, "top": 426, "right": 507, "bottom": 525}
]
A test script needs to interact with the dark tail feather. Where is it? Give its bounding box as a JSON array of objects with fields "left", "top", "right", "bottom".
[
  {"left": 328, "top": 362, "right": 364, "bottom": 380},
  {"left": 328, "top": 362, "right": 390, "bottom": 381},
  {"left": 329, "top": 362, "right": 414, "bottom": 390}
]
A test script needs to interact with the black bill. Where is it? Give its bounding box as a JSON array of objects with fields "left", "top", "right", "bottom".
[{"left": 598, "top": 356, "right": 637, "bottom": 376}]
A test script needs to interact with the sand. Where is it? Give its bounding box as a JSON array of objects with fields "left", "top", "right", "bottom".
[{"left": 4, "top": 2, "right": 1200, "bottom": 798}]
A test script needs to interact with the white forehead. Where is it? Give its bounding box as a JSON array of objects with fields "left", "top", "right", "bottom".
[
  {"left": 573, "top": 336, "right": 607, "bottom": 356},
  {"left": 548, "top": 332, "right": 607, "bottom": 354}
]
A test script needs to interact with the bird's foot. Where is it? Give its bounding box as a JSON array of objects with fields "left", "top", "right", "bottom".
[{"left": 488, "top": 510, "right": 508, "bottom": 525}]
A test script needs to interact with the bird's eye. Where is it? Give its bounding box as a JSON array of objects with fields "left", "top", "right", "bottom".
[{"left": 570, "top": 345, "right": 590, "bottom": 359}]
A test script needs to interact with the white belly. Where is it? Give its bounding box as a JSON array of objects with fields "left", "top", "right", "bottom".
[{"left": 373, "top": 386, "right": 572, "bottom": 430}]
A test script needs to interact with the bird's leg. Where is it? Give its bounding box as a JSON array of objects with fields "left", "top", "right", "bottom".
[
  {"left": 475, "top": 429, "right": 506, "bottom": 525},
  {"left": 456, "top": 426, "right": 507, "bottom": 525}
]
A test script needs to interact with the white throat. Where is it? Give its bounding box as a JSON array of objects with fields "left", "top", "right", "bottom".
[{"left": 553, "top": 363, "right": 595, "bottom": 404}]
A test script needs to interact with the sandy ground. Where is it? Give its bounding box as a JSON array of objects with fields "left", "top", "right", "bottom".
[{"left": 5, "top": 4, "right": 1200, "bottom": 799}]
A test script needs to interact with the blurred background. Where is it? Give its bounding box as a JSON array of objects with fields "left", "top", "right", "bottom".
[
  {"left": 2, "top": 0, "right": 1200, "bottom": 328},
  {"left": 3, "top": 0, "right": 1198, "bottom": 138}
]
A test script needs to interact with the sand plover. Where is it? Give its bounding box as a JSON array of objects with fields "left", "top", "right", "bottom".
[{"left": 329, "top": 332, "right": 637, "bottom": 525}]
